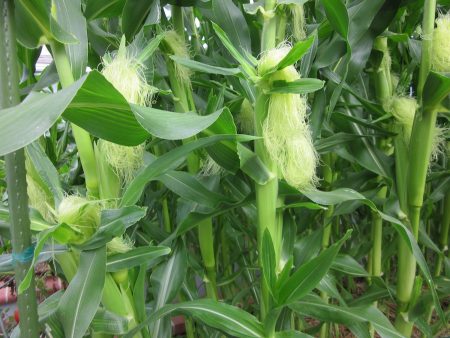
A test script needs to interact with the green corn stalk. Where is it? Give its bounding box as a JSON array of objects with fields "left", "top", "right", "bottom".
[
  {"left": 163, "top": 5, "right": 219, "bottom": 301},
  {"left": 255, "top": 0, "right": 279, "bottom": 320},
  {"left": 319, "top": 153, "right": 335, "bottom": 338},
  {"left": 370, "top": 36, "right": 391, "bottom": 282},
  {"left": 395, "top": 0, "right": 437, "bottom": 335},
  {"left": 0, "top": 0, "right": 40, "bottom": 336}
]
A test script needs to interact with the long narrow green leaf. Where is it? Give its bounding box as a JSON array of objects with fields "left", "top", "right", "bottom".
[
  {"left": 120, "top": 134, "right": 255, "bottom": 207},
  {"left": 277, "top": 230, "right": 352, "bottom": 304},
  {"left": 290, "top": 294, "right": 403, "bottom": 338},
  {"left": 57, "top": 246, "right": 107, "bottom": 338},
  {"left": 106, "top": 246, "right": 170, "bottom": 272},
  {"left": 170, "top": 56, "right": 241, "bottom": 76}
]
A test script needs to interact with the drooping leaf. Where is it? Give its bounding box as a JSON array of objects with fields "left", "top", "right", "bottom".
[
  {"left": 290, "top": 294, "right": 404, "bottom": 338},
  {"left": 132, "top": 106, "right": 224, "bottom": 140},
  {"left": 0, "top": 71, "right": 149, "bottom": 156}
]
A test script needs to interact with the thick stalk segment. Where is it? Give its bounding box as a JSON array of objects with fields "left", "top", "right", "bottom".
[
  {"left": 395, "top": 1, "right": 437, "bottom": 335},
  {"left": 255, "top": 0, "right": 279, "bottom": 320},
  {"left": 0, "top": 0, "right": 40, "bottom": 336}
]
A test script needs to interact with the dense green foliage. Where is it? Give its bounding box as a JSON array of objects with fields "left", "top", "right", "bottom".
[{"left": 0, "top": 0, "right": 449, "bottom": 337}]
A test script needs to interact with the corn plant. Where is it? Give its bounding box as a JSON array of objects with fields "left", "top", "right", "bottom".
[{"left": 0, "top": 0, "right": 449, "bottom": 338}]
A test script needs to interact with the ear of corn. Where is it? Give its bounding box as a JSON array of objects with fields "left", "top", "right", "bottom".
[{"left": 258, "top": 46, "right": 318, "bottom": 189}]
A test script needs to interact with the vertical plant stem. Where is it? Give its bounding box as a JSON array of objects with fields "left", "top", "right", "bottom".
[
  {"left": 169, "top": 5, "right": 218, "bottom": 301},
  {"left": 0, "top": 1, "right": 40, "bottom": 336},
  {"left": 319, "top": 153, "right": 334, "bottom": 338},
  {"left": 395, "top": 1, "right": 436, "bottom": 335},
  {"left": 435, "top": 192, "right": 449, "bottom": 276},
  {"left": 255, "top": 0, "right": 278, "bottom": 320},
  {"left": 48, "top": 41, "right": 99, "bottom": 199}
]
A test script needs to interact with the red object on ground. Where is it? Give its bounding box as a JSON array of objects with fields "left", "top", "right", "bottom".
[
  {"left": 13, "top": 308, "right": 19, "bottom": 324},
  {"left": 172, "top": 315, "right": 186, "bottom": 335}
]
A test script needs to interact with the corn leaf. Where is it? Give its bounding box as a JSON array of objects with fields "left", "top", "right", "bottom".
[
  {"left": 57, "top": 246, "right": 107, "bottom": 338},
  {"left": 170, "top": 56, "right": 242, "bottom": 76},
  {"left": 131, "top": 299, "right": 265, "bottom": 338},
  {"left": 84, "top": 0, "right": 126, "bottom": 20},
  {"left": 290, "top": 294, "right": 403, "bottom": 338},
  {"left": 131, "top": 105, "right": 224, "bottom": 140},
  {"left": 121, "top": 134, "right": 255, "bottom": 207},
  {"left": 277, "top": 230, "right": 352, "bottom": 304},
  {"left": 106, "top": 246, "right": 171, "bottom": 272},
  {"left": 0, "top": 71, "right": 149, "bottom": 156}
]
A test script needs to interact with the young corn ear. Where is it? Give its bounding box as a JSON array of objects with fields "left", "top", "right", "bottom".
[
  {"left": 101, "top": 37, "right": 148, "bottom": 186},
  {"left": 237, "top": 98, "right": 254, "bottom": 134},
  {"left": 386, "top": 96, "right": 418, "bottom": 144},
  {"left": 431, "top": 13, "right": 450, "bottom": 72},
  {"left": 56, "top": 196, "right": 101, "bottom": 244},
  {"left": 25, "top": 156, "right": 55, "bottom": 223},
  {"left": 107, "top": 236, "right": 134, "bottom": 255},
  {"left": 290, "top": 4, "right": 306, "bottom": 41},
  {"left": 258, "top": 46, "right": 318, "bottom": 189},
  {"left": 96, "top": 139, "right": 144, "bottom": 187},
  {"left": 163, "top": 30, "right": 192, "bottom": 83}
]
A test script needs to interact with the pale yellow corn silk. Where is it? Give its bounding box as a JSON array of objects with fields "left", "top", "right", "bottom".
[
  {"left": 101, "top": 40, "right": 152, "bottom": 106},
  {"left": 57, "top": 196, "right": 101, "bottom": 243},
  {"left": 237, "top": 98, "right": 255, "bottom": 134},
  {"left": 163, "top": 30, "right": 192, "bottom": 83},
  {"left": 97, "top": 140, "right": 144, "bottom": 186},
  {"left": 290, "top": 4, "right": 306, "bottom": 41},
  {"left": 101, "top": 40, "right": 148, "bottom": 185},
  {"left": 431, "top": 125, "right": 448, "bottom": 162},
  {"left": 258, "top": 46, "right": 318, "bottom": 189},
  {"left": 386, "top": 96, "right": 418, "bottom": 144},
  {"left": 432, "top": 13, "right": 450, "bottom": 72},
  {"left": 107, "top": 236, "right": 134, "bottom": 254}
]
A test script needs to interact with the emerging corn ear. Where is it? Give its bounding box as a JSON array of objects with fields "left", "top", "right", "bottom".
[
  {"left": 163, "top": 30, "right": 192, "bottom": 83},
  {"left": 290, "top": 4, "right": 306, "bottom": 41},
  {"left": 100, "top": 37, "right": 149, "bottom": 187},
  {"left": 57, "top": 196, "right": 100, "bottom": 244},
  {"left": 237, "top": 98, "right": 255, "bottom": 134},
  {"left": 431, "top": 12, "right": 450, "bottom": 72},
  {"left": 258, "top": 46, "right": 318, "bottom": 190},
  {"left": 386, "top": 96, "right": 418, "bottom": 144},
  {"left": 25, "top": 157, "right": 55, "bottom": 223}
]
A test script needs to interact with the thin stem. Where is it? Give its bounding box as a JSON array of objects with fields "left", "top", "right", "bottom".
[
  {"left": 172, "top": 5, "right": 185, "bottom": 37},
  {"left": 198, "top": 220, "right": 218, "bottom": 300},
  {"left": 319, "top": 153, "right": 334, "bottom": 338},
  {"left": 1, "top": 1, "right": 40, "bottom": 336},
  {"left": 169, "top": 7, "right": 218, "bottom": 301},
  {"left": 49, "top": 40, "right": 99, "bottom": 198}
]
